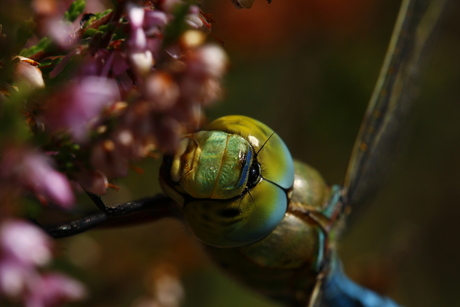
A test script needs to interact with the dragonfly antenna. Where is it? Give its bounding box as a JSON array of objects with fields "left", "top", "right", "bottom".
[{"left": 256, "top": 131, "right": 276, "bottom": 155}]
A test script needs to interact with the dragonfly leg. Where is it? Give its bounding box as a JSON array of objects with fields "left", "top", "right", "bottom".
[
  {"left": 289, "top": 208, "right": 334, "bottom": 307},
  {"left": 85, "top": 191, "right": 108, "bottom": 213},
  {"left": 307, "top": 269, "right": 327, "bottom": 307}
]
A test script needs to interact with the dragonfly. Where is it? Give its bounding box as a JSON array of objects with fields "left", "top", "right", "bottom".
[{"left": 43, "top": 0, "right": 448, "bottom": 306}]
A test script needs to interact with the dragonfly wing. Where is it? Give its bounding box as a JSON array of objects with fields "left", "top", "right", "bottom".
[{"left": 343, "top": 0, "right": 448, "bottom": 218}]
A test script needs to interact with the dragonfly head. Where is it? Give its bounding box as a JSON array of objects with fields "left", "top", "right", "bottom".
[{"left": 160, "top": 115, "right": 295, "bottom": 248}]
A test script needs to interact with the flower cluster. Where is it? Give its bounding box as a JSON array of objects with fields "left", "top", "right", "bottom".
[
  {"left": 1, "top": 0, "right": 228, "bottom": 205},
  {"left": 0, "top": 220, "right": 86, "bottom": 307},
  {"left": 0, "top": 0, "right": 228, "bottom": 306}
]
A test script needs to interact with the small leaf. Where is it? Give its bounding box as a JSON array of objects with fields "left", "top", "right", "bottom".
[
  {"left": 20, "top": 37, "right": 52, "bottom": 57},
  {"left": 83, "top": 28, "right": 103, "bottom": 38},
  {"left": 95, "top": 9, "right": 112, "bottom": 19},
  {"left": 64, "top": 0, "right": 86, "bottom": 22}
]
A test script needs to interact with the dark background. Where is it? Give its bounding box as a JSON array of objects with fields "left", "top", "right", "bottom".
[{"left": 60, "top": 0, "right": 460, "bottom": 306}]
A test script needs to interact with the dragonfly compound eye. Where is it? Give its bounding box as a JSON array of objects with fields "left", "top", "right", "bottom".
[
  {"left": 160, "top": 115, "right": 295, "bottom": 247},
  {"left": 246, "top": 161, "right": 261, "bottom": 189}
]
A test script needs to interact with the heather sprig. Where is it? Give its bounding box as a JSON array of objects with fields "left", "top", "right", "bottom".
[{"left": 0, "top": 0, "right": 228, "bottom": 306}]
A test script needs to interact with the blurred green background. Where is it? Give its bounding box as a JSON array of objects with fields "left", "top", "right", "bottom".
[{"left": 57, "top": 0, "right": 460, "bottom": 306}]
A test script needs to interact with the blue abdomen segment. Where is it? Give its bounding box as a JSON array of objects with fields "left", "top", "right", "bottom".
[{"left": 322, "top": 258, "right": 402, "bottom": 307}]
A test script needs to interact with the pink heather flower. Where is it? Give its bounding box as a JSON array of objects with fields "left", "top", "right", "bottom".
[
  {"left": 176, "top": 45, "right": 228, "bottom": 108},
  {"left": 45, "top": 18, "right": 76, "bottom": 49},
  {"left": 0, "top": 220, "right": 87, "bottom": 307},
  {"left": 128, "top": 4, "right": 146, "bottom": 31},
  {"left": 21, "top": 151, "right": 75, "bottom": 208},
  {"left": 127, "top": 4, "right": 147, "bottom": 51},
  {"left": 143, "top": 10, "right": 168, "bottom": 35},
  {"left": 186, "top": 45, "right": 228, "bottom": 79},
  {"left": 0, "top": 220, "right": 52, "bottom": 267},
  {"left": 43, "top": 76, "right": 120, "bottom": 142},
  {"left": 0, "top": 261, "right": 87, "bottom": 307},
  {"left": 26, "top": 273, "right": 87, "bottom": 307},
  {"left": 144, "top": 72, "right": 180, "bottom": 111},
  {"left": 0, "top": 220, "right": 51, "bottom": 297},
  {"left": 0, "top": 147, "right": 75, "bottom": 208},
  {"left": 127, "top": 4, "right": 153, "bottom": 76},
  {"left": 0, "top": 259, "right": 30, "bottom": 297}
]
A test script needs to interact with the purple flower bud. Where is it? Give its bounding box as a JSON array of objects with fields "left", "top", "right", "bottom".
[
  {"left": 74, "top": 169, "right": 108, "bottom": 195},
  {"left": 179, "top": 30, "right": 206, "bottom": 49},
  {"left": 13, "top": 56, "right": 45, "bottom": 89},
  {"left": 144, "top": 72, "right": 180, "bottom": 111},
  {"left": 187, "top": 45, "right": 228, "bottom": 78}
]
